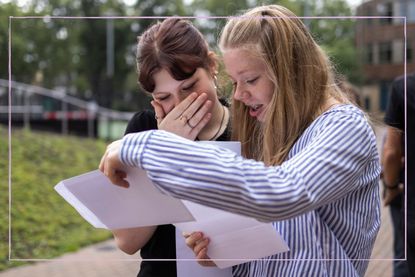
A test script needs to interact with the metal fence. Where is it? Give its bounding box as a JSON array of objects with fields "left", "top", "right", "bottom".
[{"left": 0, "top": 79, "right": 134, "bottom": 140}]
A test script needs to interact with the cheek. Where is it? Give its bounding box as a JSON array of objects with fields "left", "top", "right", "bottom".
[
  {"left": 159, "top": 101, "right": 174, "bottom": 115},
  {"left": 201, "top": 81, "right": 217, "bottom": 103},
  {"left": 262, "top": 82, "right": 275, "bottom": 103}
]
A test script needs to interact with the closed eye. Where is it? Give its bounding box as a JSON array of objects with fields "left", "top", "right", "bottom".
[
  {"left": 182, "top": 81, "right": 196, "bottom": 91},
  {"left": 246, "top": 77, "right": 259, "bottom": 84},
  {"left": 155, "top": 95, "right": 169, "bottom": 101}
]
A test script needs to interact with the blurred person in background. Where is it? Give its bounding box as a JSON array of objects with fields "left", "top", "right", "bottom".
[{"left": 383, "top": 72, "right": 415, "bottom": 277}]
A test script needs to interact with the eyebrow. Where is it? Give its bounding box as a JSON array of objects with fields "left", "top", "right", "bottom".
[
  {"left": 236, "top": 69, "right": 250, "bottom": 75},
  {"left": 225, "top": 69, "right": 253, "bottom": 80}
]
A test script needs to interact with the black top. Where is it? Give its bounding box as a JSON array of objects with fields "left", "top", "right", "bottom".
[
  {"left": 384, "top": 73, "right": 415, "bottom": 214},
  {"left": 124, "top": 109, "right": 231, "bottom": 277}
]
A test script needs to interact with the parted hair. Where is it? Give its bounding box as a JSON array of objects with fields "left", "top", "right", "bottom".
[
  {"left": 137, "top": 18, "right": 217, "bottom": 92},
  {"left": 219, "top": 5, "right": 349, "bottom": 165}
]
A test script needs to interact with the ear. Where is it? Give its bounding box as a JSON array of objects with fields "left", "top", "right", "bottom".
[{"left": 207, "top": 51, "right": 218, "bottom": 76}]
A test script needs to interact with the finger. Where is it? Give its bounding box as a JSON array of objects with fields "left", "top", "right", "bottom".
[
  {"left": 168, "top": 92, "right": 198, "bottom": 119},
  {"left": 179, "top": 93, "right": 209, "bottom": 121},
  {"left": 197, "top": 248, "right": 215, "bottom": 267},
  {"left": 189, "top": 113, "right": 212, "bottom": 137},
  {"left": 194, "top": 238, "right": 210, "bottom": 255},
  {"left": 185, "top": 232, "right": 203, "bottom": 248},
  {"left": 151, "top": 100, "right": 166, "bottom": 123},
  {"left": 187, "top": 99, "right": 212, "bottom": 128},
  {"left": 99, "top": 151, "right": 108, "bottom": 172},
  {"left": 108, "top": 170, "right": 130, "bottom": 188},
  {"left": 116, "top": 170, "right": 127, "bottom": 179},
  {"left": 197, "top": 247, "right": 208, "bottom": 261},
  {"left": 197, "top": 247, "right": 211, "bottom": 261},
  {"left": 182, "top": 232, "right": 191, "bottom": 239},
  {"left": 104, "top": 156, "right": 129, "bottom": 188}
]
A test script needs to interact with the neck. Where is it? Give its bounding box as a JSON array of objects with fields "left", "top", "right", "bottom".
[
  {"left": 315, "top": 95, "right": 341, "bottom": 118},
  {"left": 322, "top": 96, "right": 341, "bottom": 112},
  {"left": 198, "top": 100, "right": 228, "bottom": 141}
]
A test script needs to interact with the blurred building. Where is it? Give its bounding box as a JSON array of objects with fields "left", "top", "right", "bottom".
[{"left": 355, "top": 0, "right": 415, "bottom": 112}]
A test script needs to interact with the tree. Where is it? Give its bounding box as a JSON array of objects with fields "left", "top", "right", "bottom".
[{"left": 303, "top": 0, "right": 362, "bottom": 84}]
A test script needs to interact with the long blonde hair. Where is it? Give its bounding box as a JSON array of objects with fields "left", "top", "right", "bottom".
[{"left": 220, "top": 5, "right": 349, "bottom": 165}]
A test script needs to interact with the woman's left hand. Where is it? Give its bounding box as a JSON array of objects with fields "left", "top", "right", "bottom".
[
  {"left": 151, "top": 92, "right": 212, "bottom": 140},
  {"left": 99, "top": 140, "right": 130, "bottom": 188},
  {"left": 183, "top": 231, "right": 216, "bottom": 267}
]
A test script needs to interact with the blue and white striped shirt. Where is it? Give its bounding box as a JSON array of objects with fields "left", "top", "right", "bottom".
[{"left": 120, "top": 104, "right": 381, "bottom": 277}]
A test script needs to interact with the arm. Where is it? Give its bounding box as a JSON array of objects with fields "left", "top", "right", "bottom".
[
  {"left": 382, "top": 127, "right": 403, "bottom": 185},
  {"left": 107, "top": 93, "right": 212, "bottom": 254},
  {"left": 381, "top": 77, "right": 405, "bottom": 205},
  {"left": 114, "top": 111, "right": 379, "bottom": 222},
  {"left": 381, "top": 127, "right": 404, "bottom": 205},
  {"left": 112, "top": 226, "right": 157, "bottom": 255}
]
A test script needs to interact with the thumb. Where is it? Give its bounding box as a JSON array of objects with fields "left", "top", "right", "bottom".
[{"left": 151, "top": 101, "right": 166, "bottom": 125}]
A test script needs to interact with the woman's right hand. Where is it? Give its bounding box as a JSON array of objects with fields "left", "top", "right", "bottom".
[
  {"left": 151, "top": 92, "right": 212, "bottom": 140},
  {"left": 183, "top": 231, "right": 216, "bottom": 267}
]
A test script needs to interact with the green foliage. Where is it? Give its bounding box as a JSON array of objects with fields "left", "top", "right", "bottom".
[
  {"left": 1, "top": 0, "right": 362, "bottom": 111},
  {"left": 0, "top": 126, "right": 112, "bottom": 271},
  {"left": 304, "top": 0, "right": 363, "bottom": 84}
]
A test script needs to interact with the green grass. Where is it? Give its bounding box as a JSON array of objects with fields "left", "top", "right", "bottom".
[{"left": 0, "top": 126, "right": 113, "bottom": 271}]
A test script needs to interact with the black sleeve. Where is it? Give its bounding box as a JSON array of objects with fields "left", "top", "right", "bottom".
[
  {"left": 124, "top": 110, "right": 158, "bottom": 135},
  {"left": 384, "top": 76, "right": 405, "bottom": 130}
]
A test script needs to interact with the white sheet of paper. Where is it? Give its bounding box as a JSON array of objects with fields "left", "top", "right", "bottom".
[
  {"left": 55, "top": 168, "right": 195, "bottom": 229},
  {"left": 54, "top": 140, "right": 289, "bottom": 270},
  {"left": 175, "top": 201, "right": 289, "bottom": 269},
  {"left": 174, "top": 141, "right": 288, "bottom": 269}
]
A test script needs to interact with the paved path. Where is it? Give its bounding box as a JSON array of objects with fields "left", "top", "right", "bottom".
[
  {"left": 365, "top": 125, "right": 394, "bottom": 277},
  {"left": 0, "top": 240, "right": 140, "bottom": 277},
  {"left": 0, "top": 125, "right": 397, "bottom": 277}
]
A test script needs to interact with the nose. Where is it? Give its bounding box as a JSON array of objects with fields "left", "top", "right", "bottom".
[
  {"left": 233, "top": 84, "right": 249, "bottom": 102},
  {"left": 172, "top": 94, "right": 183, "bottom": 107}
]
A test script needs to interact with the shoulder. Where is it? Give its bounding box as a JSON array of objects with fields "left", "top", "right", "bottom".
[
  {"left": 317, "top": 104, "right": 368, "bottom": 128},
  {"left": 125, "top": 110, "right": 158, "bottom": 135},
  {"left": 391, "top": 75, "right": 406, "bottom": 99},
  {"left": 289, "top": 104, "right": 379, "bottom": 166},
  {"left": 312, "top": 105, "right": 374, "bottom": 142}
]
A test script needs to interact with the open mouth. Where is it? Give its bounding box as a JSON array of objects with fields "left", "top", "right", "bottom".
[
  {"left": 248, "top": 104, "right": 263, "bottom": 117},
  {"left": 250, "top": 104, "right": 262, "bottom": 111}
]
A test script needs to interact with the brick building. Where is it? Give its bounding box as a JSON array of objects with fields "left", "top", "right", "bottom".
[{"left": 355, "top": 0, "right": 415, "bottom": 112}]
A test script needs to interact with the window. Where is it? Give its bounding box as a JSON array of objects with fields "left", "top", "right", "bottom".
[
  {"left": 409, "top": 1, "right": 415, "bottom": 22},
  {"left": 379, "top": 42, "right": 393, "bottom": 64},
  {"left": 378, "top": 2, "right": 393, "bottom": 25},
  {"left": 366, "top": 43, "right": 374, "bottom": 64}
]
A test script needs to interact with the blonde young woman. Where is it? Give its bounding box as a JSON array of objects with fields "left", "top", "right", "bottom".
[{"left": 100, "top": 5, "right": 381, "bottom": 277}]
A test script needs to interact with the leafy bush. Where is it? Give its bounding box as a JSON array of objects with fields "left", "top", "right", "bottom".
[{"left": 0, "top": 126, "right": 113, "bottom": 271}]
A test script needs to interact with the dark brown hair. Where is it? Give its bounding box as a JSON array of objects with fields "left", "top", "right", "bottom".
[{"left": 137, "top": 18, "right": 216, "bottom": 92}]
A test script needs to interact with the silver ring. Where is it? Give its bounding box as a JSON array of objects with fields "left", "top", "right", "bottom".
[{"left": 187, "top": 120, "right": 196, "bottom": 128}]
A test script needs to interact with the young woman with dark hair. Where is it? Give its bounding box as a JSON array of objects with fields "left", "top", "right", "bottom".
[{"left": 111, "top": 18, "right": 231, "bottom": 277}]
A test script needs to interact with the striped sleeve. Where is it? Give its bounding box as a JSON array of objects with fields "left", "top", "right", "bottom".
[{"left": 120, "top": 112, "right": 379, "bottom": 222}]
